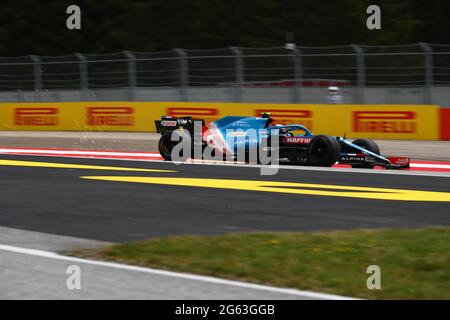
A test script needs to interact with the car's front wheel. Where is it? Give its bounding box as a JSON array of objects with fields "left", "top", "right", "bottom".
[{"left": 351, "top": 138, "right": 380, "bottom": 169}]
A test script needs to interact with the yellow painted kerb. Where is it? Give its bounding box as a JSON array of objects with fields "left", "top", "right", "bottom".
[{"left": 81, "top": 176, "right": 450, "bottom": 202}]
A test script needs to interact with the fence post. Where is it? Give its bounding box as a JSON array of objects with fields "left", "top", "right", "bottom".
[
  {"left": 123, "top": 50, "right": 137, "bottom": 101},
  {"left": 419, "top": 42, "right": 433, "bottom": 104},
  {"left": 175, "top": 48, "right": 189, "bottom": 101},
  {"left": 292, "top": 47, "right": 302, "bottom": 103},
  {"left": 29, "top": 55, "right": 42, "bottom": 101},
  {"left": 351, "top": 44, "right": 365, "bottom": 104},
  {"left": 230, "top": 47, "right": 244, "bottom": 102},
  {"left": 74, "top": 53, "right": 88, "bottom": 101}
]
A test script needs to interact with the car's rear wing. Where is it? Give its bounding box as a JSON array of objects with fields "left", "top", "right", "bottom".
[{"left": 155, "top": 116, "right": 205, "bottom": 135}]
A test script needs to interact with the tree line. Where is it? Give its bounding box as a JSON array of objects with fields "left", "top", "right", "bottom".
[{"left": 0, "top": 0, "right": 448, "bottom": 56}]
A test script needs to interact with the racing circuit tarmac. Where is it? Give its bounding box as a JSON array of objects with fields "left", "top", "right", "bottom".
[
  {"left": 1, "top": 154, "right": 450, "bottom": 240},
  {"left": 1, "top": 149, "right": 450, "bottom": 299}
]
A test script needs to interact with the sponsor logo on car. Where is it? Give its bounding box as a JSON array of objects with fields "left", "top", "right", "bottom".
[
  {"left": 14, "top": 108, "right": 58, "bottom": 126},
  {"left": 283, "top": 136, "right": 312, "bottom": 144},
  {"left": 87, "top": 107, "right": 134, "bottom": 126},
  {"left": 340, "top": 155, "right": 365, "bottom": 162},
  {"left": 161, "top": 120, "right": 177, "bottom": 126},
  {"left": 226, "top": 131, "right": 247, "bottom": 138},
  {"left": 177, "top": 118, "right": 191, "bottom": 125},
  {"left": 353, "top": 111, "right": 416, "bottom": 133},
  {"left": 388, "top": 157, "right": 411, "bottom": 165},
  {"left": 255, "top": 109, "right": 313, "bottom": 129}
]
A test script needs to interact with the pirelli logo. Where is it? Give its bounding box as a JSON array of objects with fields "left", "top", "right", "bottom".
[
  {"left": 255, "top": 109, "right": 313, "bottom": 129},
  {"left": 167, "top": 107, "right": 218, "bottom": 117},
  {"left": 14, "top": 108, "right": 58, "bottom": 126},
  {"left": 87, "top": 107, "right": 134, "bottom": 126},
  {"left": 167, "top": 107, "right": 219, "bottom": 124},
  {"left": 353, "top": 111, "right": 416, "bottom": 133}
]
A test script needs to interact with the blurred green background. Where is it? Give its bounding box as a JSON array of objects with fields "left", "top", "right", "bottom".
[{"left": 0, "top": 0, "right": 448, "bottom": 56}]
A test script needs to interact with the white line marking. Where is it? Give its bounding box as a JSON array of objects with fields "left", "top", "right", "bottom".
[
  {"left": 155, "top": 159, "right": 450, "bottom": 178},
  {"left": 411, "top": 163, "right": 450, "bottom": 169},
  {"left": 2, "top": 148, "right": 450, "bottom": 177},
  {"left": 0, "top": 243, "right": 355, "bottom": 300},
  {"left": 0, "top": 148, "right": 161, "bottom": 157}
]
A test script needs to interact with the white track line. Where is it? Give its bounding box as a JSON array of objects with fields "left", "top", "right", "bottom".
[
  {"left": 155, "top": 159, "right": 450, "bottom": 177},
  {"left": 2, "top": 148, "right": 450, "bottom": 177},
  {"left": 0, "top": 243, "right": 355, "bottom": 300},
  {"left": 411, "top": 163, "right": 450, "bottom": 169},
  {"left": 0, "top": 148, "right": 161, "bottom": 157}
]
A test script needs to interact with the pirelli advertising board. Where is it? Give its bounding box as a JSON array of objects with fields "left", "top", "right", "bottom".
[{"left": 0, "top": 102, "right": 441, "bottom": 140}]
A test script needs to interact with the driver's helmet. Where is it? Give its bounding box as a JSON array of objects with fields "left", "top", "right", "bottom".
[{"left": 328, "top": 86, "right": 339, "bottom": 94}]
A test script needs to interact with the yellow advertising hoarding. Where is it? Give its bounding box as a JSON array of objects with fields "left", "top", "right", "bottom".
[{"left": 0, "top": 102, "right": 440, "bottom": 140}]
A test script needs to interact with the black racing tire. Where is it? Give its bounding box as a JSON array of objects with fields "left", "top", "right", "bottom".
[
  {"left": 158, "top": 130, "right": 192, "bottom": 161},
  {"left": 158, "top": 131, "right": 176, "bottom": 161},
  {"left": 308, "top": 135, "right": 340, "bottom": 167},
  {"left": 351, "top": 138, "right": 380, "bottom": 169}
]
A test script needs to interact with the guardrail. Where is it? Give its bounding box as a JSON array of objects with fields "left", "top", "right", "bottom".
[{"left": 0, "top": 43, "right": 449, "bottom": 106}]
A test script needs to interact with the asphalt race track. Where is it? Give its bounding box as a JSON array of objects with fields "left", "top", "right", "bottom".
[
  {"left": 1, "top": 153, "right": 450, "bottom": 299},
  {"left": 1, "top": 154, "right": 449, "bottom": 243}
]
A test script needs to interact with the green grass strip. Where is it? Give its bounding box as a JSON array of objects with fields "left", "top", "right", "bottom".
[{"left": 72, "top": 227, "right": 450, "bottom": 299}]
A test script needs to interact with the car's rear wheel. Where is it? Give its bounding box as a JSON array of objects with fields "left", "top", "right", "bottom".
[
  {"left": 158, "top": 130, "right": 193, "bottom": 161},
  {"left": 351, "top": 138, "right": 380, "bottom": 169},
  {"left": 308, "top": 135, "right": 340, "bottom": 167},
  {"left": 158, "top": 131, "right": 176, "bottom": 160}
]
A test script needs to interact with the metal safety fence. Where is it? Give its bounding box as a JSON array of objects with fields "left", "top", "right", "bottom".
[{"left": 0, "top": 43, "right": 449, "bottom": 106}]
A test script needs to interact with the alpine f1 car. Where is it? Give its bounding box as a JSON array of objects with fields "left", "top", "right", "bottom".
[{"left": 155, "top": 113, "right": 410, "bottom": 169}]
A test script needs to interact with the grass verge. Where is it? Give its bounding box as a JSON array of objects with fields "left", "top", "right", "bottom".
[{"left": 71, "top": 226, "right": 450, "bottom": 299}]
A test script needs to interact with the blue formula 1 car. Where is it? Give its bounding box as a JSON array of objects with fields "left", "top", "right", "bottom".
[{"left": 155, "top": 113, "right": 410, "bottom": 169}]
